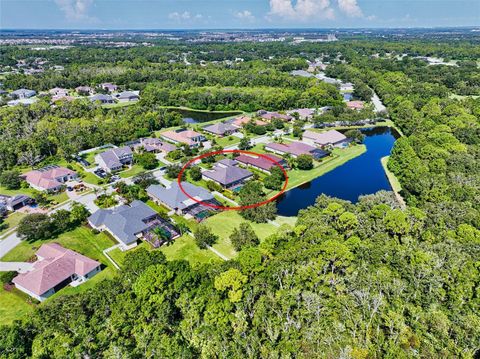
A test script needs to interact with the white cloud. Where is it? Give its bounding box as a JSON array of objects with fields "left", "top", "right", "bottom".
[
  {"left": 268, "top": 0, "right": 335, "bottom": 21},
  {"left": 268, "top": 0, "right": 371, "bottom": 21},
  {"left": 337, "top": 0, "right": 363, "bottom": 17},
  {"left": 235, "top": 10, "right": 255, "bottom": 21},
  {"left": 54, "top": 0, "right": 96, "bottom": 22},
  {"left": 168, "top": 11, "right": 203, "bottom": 22}
]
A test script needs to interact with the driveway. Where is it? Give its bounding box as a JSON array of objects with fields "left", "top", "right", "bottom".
[
  {"left": 0, "top": 261, "right": 33, "bottom": 273},
  {"left": 0, "top": 232, "right": 21, "bottom": 258}
]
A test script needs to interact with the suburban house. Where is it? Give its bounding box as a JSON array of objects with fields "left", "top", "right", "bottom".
[
  {"left": 230, "top": 116, "right": 267, "bottom": 128},
  {"left": 90, "top": 94, "right": 115, "bottom": 104},
  {"left": 202, "top": 159, "right": 253, "bottom": 189},
  {"left": 257, "top": 110, "right": 293, "bottom": 122},
  {"left": 160, "top": 129, "right": 205, "bottom": 147},
  {"left": 116, "top": 91, "right": 140, "bottom": 102},
  {"left": 340, "top": 82, "right": 354, "bottom": 92},
  {"left": 346, "top": 100, "right": 365, "bottom": 110},
  {"left": 75, "top": 86, "right": 94, "bottom": 95},
  {"left": 287, "top": 108, "right": 316, "bottom": 120},
  {"left": 100, "top": 83, "right": 118, "bottom": 93},
  {"left": 134, "top": 138, "right": 176, "bottom": 154},
  {"left": 49, "top": 87, "right": 69, "bottom": 97},
  {"left": 265, "top": 141, "right": 328, "bottom": 159},
  {"left": 23, "top": 166, "right": 78, "bottom": 192},
  {"left": 203, "top": 122, "right": 238, "bottom": 136},
  {"left": 10, "top": 88, "right": 36, "bottom": 99},
  {"left": 12, "top": 243, "right": 101, "bottom": 302},
  {"left": 0, "top": 194, "right": 33, "bottom": 212},
  {"left": 95, "top": 146, "right": 133, "bottom": 172},
  {"left": 88, "top": 200, "right": 179, "bottom": 250},
  {"left": 235, "top": 154, "right": 287, "bottom": 173},
  {"left": 147, "top": 182, "right": 221, "bottom": 220},
  {"left": 303, "top": 129, "right": 349, "bottom": 148},
  {"left": 7, "top": 98, "right": 38, "bottom": 107}
]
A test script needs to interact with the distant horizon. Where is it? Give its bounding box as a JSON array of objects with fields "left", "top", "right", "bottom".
[{"left": 1, "top": 25, "right": 479, "bottom": 32}]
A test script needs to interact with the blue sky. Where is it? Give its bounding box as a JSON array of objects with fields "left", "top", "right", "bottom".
[{"left": 1, "top": 0, "right": 479, "bottom": 29}]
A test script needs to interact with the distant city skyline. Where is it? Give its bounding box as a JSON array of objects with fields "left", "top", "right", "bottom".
[{"left": 1, "top": 0, "right": 479, "bottom": 30}]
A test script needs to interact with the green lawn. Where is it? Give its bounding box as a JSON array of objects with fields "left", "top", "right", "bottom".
[
  {"left": 160, "top": 234, "right": 220, "bottom": 265},
  {"left": 381, "top": 156, "right": 402, "bottom": 193},
  {"left": 203, "top": 211, "right": 291, "bottom": 259},
  {"left": 118, "top": 164, "right": 145, "bottom": 178},
  {"left": 215, "top": 135, "right": 242, "bottom": 148},
  {"left": 285, "top": 145, "right": 366, "bottom": 190},
  {"left": 0, "top": 212, "right": 26, "bottom": 237},
  {"left": 0, "top": 285, "right": 35, "bottom": 325},
  {"left": 1, "top": 226, "right": 115, "bottom": 262},
  {"left": 0, "top": 184, "right": 70, "bottom": 207}
]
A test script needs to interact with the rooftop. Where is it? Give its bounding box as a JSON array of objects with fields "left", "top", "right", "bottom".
[
  {"left": 88, "top": 200, "right": 157, "bottom": 245},
  {"left": 202, "top": 160, "right": 253, "bottom": 186},
  {"left": 147, "top": 181, "right": 214, "bottom": 210},
  {"left": 12, "top": 243, "right": 100, "bottom": 296},
  {"left": 303, "top": 130, "right": 347, "bottom": 145}
]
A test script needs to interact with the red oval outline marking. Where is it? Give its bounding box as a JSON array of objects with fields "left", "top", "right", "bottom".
[{"left": 177, "top": 149, "right": 288, "bottom": 211}]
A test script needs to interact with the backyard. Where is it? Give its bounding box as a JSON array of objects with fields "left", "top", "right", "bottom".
[{"left": 203, "top": 211, "right": 296, "bottom": 259}]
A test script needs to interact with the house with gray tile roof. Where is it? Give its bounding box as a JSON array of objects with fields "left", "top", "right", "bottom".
[
  {"left": 88, "top": 200, "right": 178, "bottom": 250},
  {"left": 203, "top": 122, "right": 238, "bottom": 136},
  {"left": 202, "top": 159, "right": 253, "bottom": 189},
  {"left": 116, "top": 91, "right": 140, "bottom": 102},
  {"left": 95, "top": 146, "right": 133, "bottom": 172},
  {"left": 10, "top": 89, "right": 36, "bottom": 99},
  {"left": 147, "top": 182, "right": 219, "bottom": 218},
  {"left": 89, "top": 94, "right": 115, "bottom": 104}
]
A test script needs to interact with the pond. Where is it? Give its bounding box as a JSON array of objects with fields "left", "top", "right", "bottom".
[
  {"left": 167, "top": 108, "right": 243, "bottom": 123},
  {"left": 276, "top": 127, "right": 399, "bottom": 216}
]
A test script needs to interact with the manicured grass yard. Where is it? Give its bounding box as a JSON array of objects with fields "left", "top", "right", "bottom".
[
  {"left": 0, "top": 184, "right": 69, "bottom": 207},
  {"left": 1, "top": 226, "right": 115, "bottom": 262},
  {"left": 0, "top": 285, "right": 35, "bottom": 325},
  {"left": 285, "top": 144, "right": 366, "bottom": 190},
  {"left": 160, "top": 234, "right": 220, "bottom": 265},
  {"left": 203, "top": 211, "right": 293, "bottom": 259},
  {"left": 215, "top": 135, "right": 241, "bottom": 147},
  {"left": 0, "top": 212, "right": 26, "bottom": 237}
]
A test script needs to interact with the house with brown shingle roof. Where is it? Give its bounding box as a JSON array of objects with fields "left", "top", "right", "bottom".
[
  {"left": 12, "top": 243, "right": 101, "bottom": 302},
  {"left": 235, "top": 154, "right": 287, "bottom": 173},
  {"left": 231, "top": 116, "right": 267, "bottom": 128},
  {"left": 23, "top": 165, "right": 78, "bottom": 192}
]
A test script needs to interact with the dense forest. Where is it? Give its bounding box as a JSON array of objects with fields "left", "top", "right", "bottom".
[{"left": 0, "top": 38, "right": 479, "bottom": 358}]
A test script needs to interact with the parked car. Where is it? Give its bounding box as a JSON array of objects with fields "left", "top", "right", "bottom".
[{"left": 94, "top": 168, "right": 107, "bottom": 178}]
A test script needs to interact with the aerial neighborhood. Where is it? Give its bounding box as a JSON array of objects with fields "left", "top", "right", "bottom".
[{"left": 0, "top": 88, "right": 375, "bottom": 300}]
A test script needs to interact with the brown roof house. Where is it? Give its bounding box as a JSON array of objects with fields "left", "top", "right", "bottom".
[
  {"left": 134, "top": 138, "right": 176, "bottom": 154},
  {"left": 23, "top": 165, "right": 78, "bottom": 192},
  {"left": 257, "top": 110, "right": 293, "bottom": 122},
  {"left": 235, "top": 154, "right": 287, "bottom": 173},
  {"left": 231, "top": 116, "right": 267, "bottom": 128},
  {"left": 303, "top": 130, "right": 349, "bottom": 148},
  {"left": 160, "top": 129, "right": 205, "bottom": 147},
  {"left": 202, "top": 159, "right": 253, "bottom": 189},
  {"left": 12, "top": 243, "right": 101, "bottom": 302}
]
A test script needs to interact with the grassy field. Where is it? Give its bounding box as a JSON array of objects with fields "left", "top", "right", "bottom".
[
  {"left": 0, "top": 212, "right": 26, "bottom": 237},
  {"left": 381, "top": 156, "right": 402, "bottom": 192},
  {"left": 203, "top": 211, "right": 293, "bottom": 259},
  {"left": 285, "top": 145, "right": 366, "bottom": 190}
]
